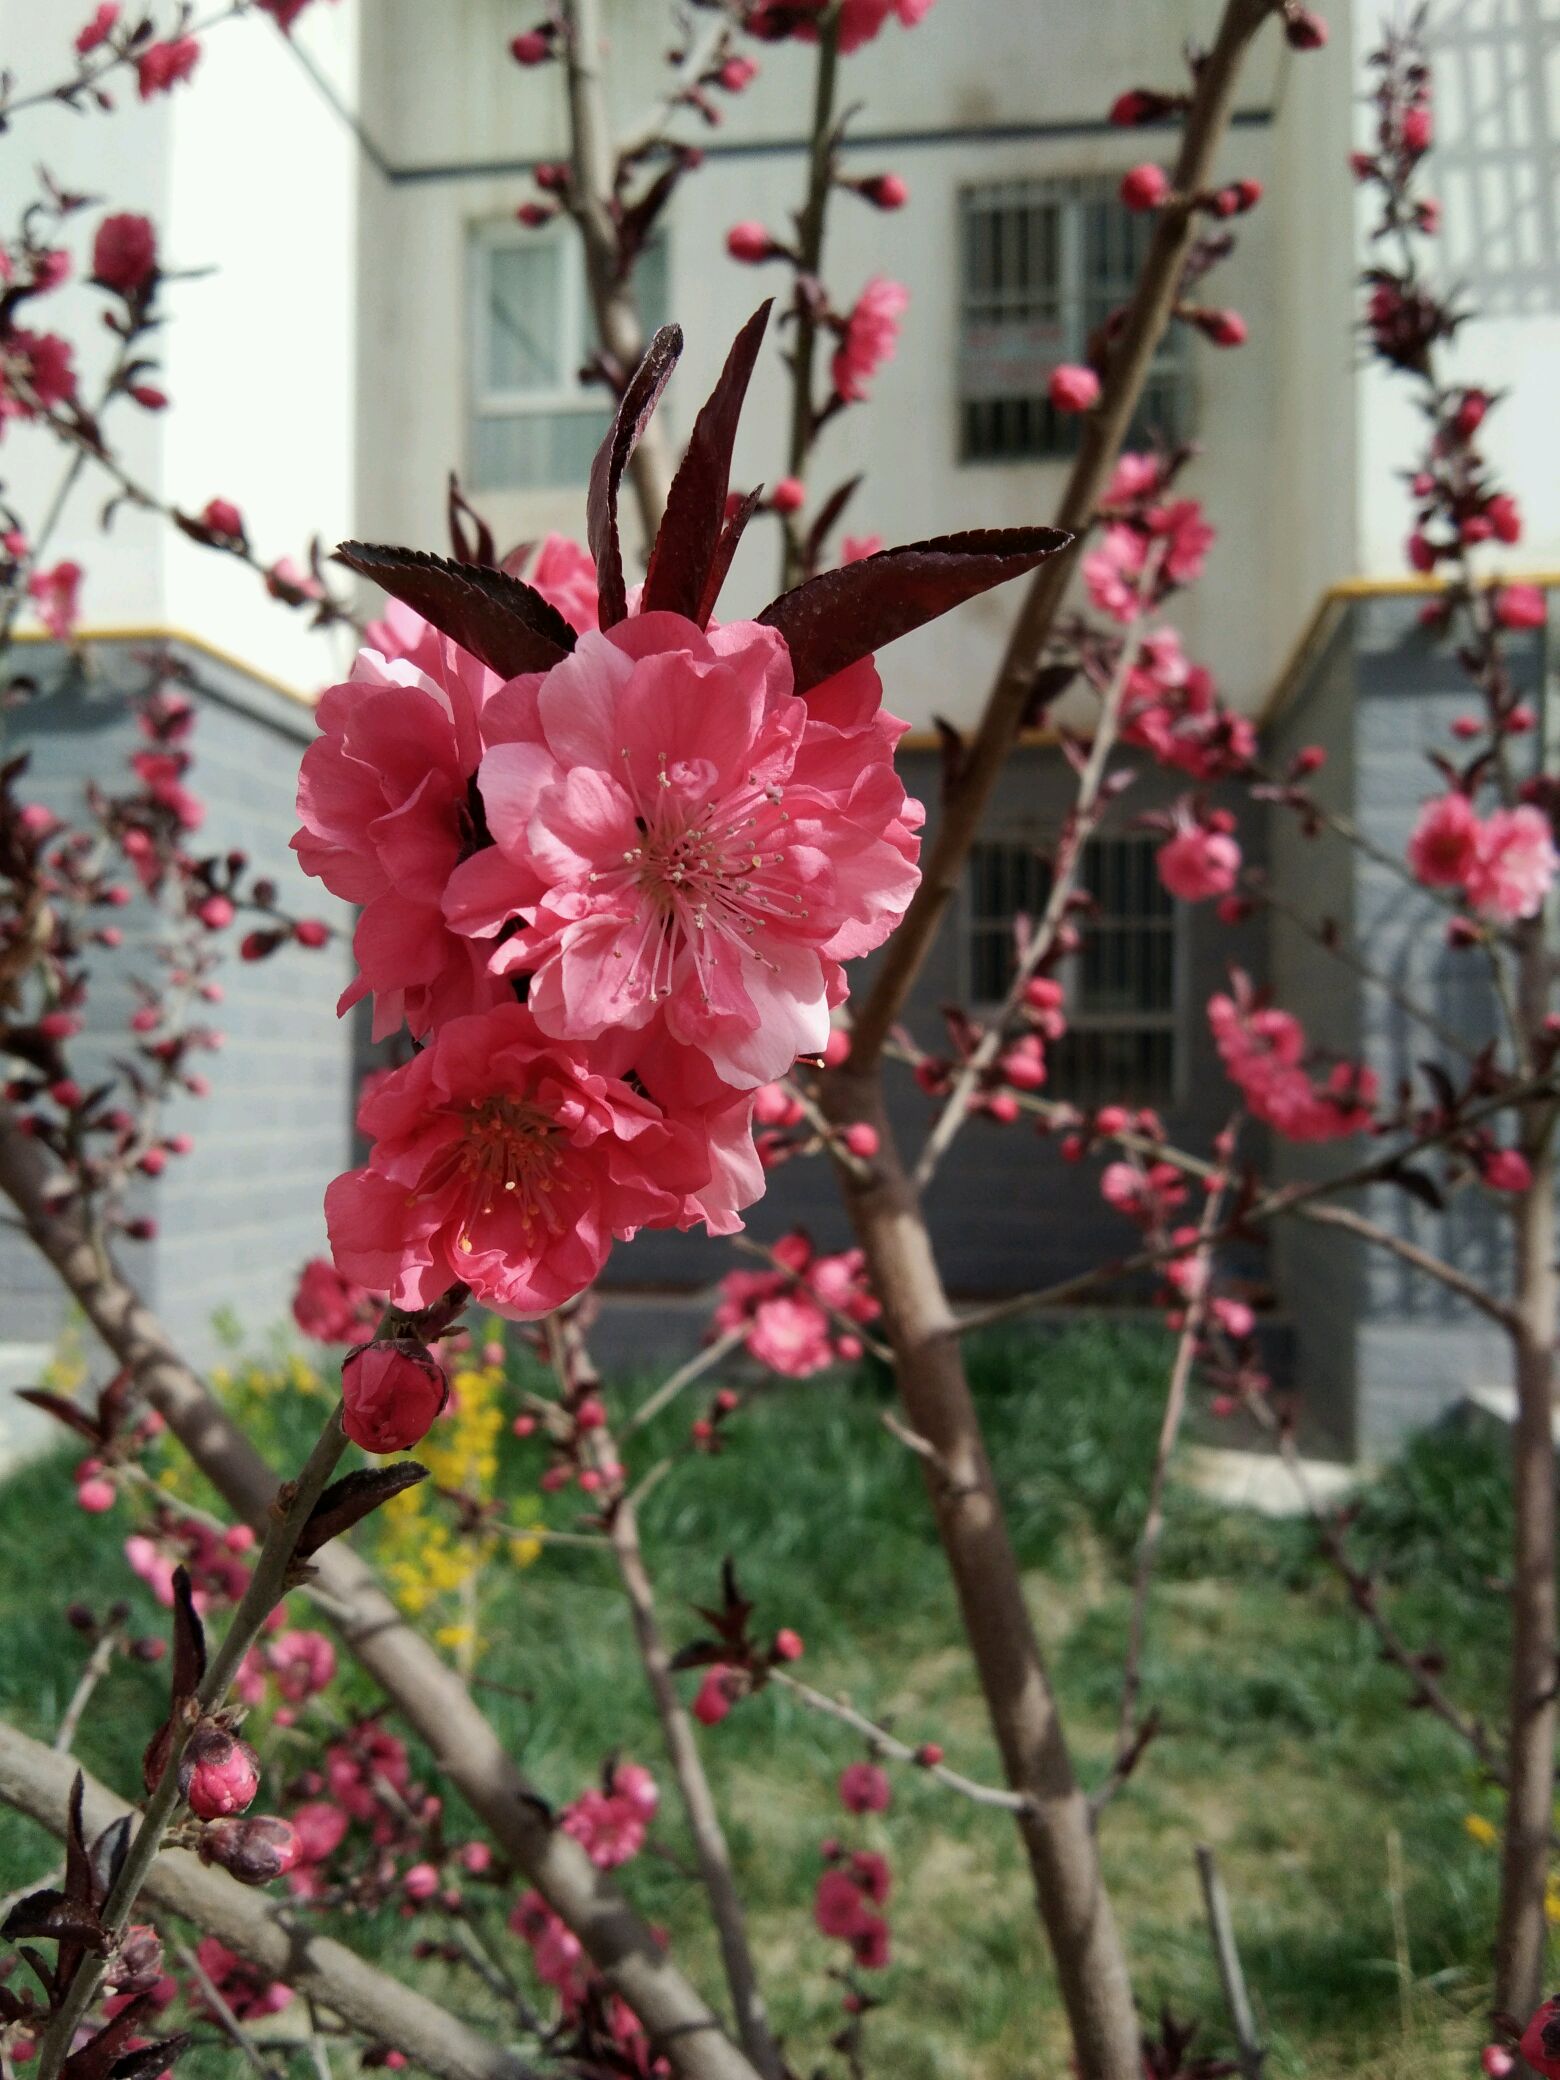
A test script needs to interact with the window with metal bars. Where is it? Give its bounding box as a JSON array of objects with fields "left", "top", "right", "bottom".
[
  {"left": 957, "top": 177, "right": 1193, "bottom": 464},
  {"left": 966, "top": 833, "right": 1180, "bottom": 1105},
  {"left": 468, "top": 222, "right": 669, "bottom": 492}
]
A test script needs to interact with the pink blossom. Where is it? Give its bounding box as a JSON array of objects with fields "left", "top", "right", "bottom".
[
  {"left": 0, "top": 330, "right": 77, "bottom": 433},
  {"left": 292, "top": 630, "right": 505, "bottom": 1040},
  {"left": 509, "top": 1894, "right": 588, "bottom": 2006},
  {"left": 714, "top": 1238, "right": 877, "bottom": 1375},
  {"left": 815, "top": 1867, "right": 868, "bottom": 1938},
  {"left": 1048, "top": 363, "right": 1101, "bottom": 413},
  {"left": 292, "top": 1256, "right": 381, "bottom": 1344},
  {"left": 838, "top": 1761, "right": 891, "bottom": 1813},
  {"left": 183, "top": 1731, "right": 260, "bottom": 1819},
  {"left": 726, "top": 222, "right": 776, "bottom": 264},
  {"left": 1120, "top": 164, "right": 1170, "bottom": 211},
  {"left": 1465, "top": 805, "right": 1558, "bottom": 921},
  {"left": 831, "top": 277, "right": 908, "bottom": 402},
  {"left": 75, "top": 4, "right": 120, "bottom": 54},
  {"left": 1157, "top": 813, "right": 1241, "bottom": 902},
  {"left": 561, "top": 1764, "right": 658, "bottom": 1868},
  {"left": 526, "top": 534, "right": 599, "bottom": 633},
  {"left": 326, "top": 1004, "right": 732, "bottom": 1318},
  {"left": 194, "top": 1939, "right": 291, "bottom": 2023},
  {"left": 451, "top": 615, "right": 920, "bottom": 1090},
  {"left": 92, "top": 213, "right": 157, "bottom": 294},
  {"left": 201, "top": 497, "right": 244, "bottom": 538},
  {"left": 1496, "top": 585, "right": 1546, "bottom": 631},
  {"left": 1482, "top": 1147, "right": 1532, "bottom": 1193},
  {"left": 256, "top": 0, "right": 339, "bottom": 30},
  {"left": 265, "top": 1629, "right": 337, "bottom": 1704},
  {"left": 1407, "top": 792, "right": 1480, "bottom": 888},
  {"left": 841, "top": 534, "right": 883, "bottom": 563},
  {"left": 135, "top": 35, "right": 200, "bottom": 98},
  {"left": 26, "top": 561, "right": 81, "bottom": 641}
]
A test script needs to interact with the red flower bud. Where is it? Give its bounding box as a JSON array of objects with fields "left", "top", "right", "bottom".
[
  {"left": 1048, "top": 363, "right": 1101, "bottom": 413},
  {"left": 773, "top": 1628, "right": 804, "bottom": 1662},
  {"left": 858, "top": 172, "right": 909, "bottom": 210},
  {"left": 1284, "top": 7, "right": 1328, "bottom": 50},
  {"left": 771, "top": 476, "right": 806, "bottom": 514},
  {"left": 202, "top": 497, "right": 244, "bottom": 538},
  {"left": 509, "top": 29, "right": 551, "bottom": 64},
  {"left": 726, "top": 221, "right": 776, "bottom": 264},
  {"left": 1120, "top": 164, "right": 1169, "bottom": 213},
  {"left": 92, "top": 212, "right": 158, "bottom": 295},
  {"left": 842, "top": 1122, "right": 879, "bottom": 1159},
  {"left": 342, "top": 1340, "right": 449, "bottom": 1455},
  {"left": 199, "top": 1814, "right": 301, "bottom": 1884},
  {"left": 1520, "top": 2000, "right": 1560, "bottom": 2080},
  {"left": 182, "top": 1728, "right": 261, "bottom": 1819}
]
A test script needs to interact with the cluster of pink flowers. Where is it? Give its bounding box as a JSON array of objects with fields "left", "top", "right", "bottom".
[
  {"left": 560, "top": 1759, "right": 660, "bottom": 1868},
  {"left": 125, "top": 1513, "right": 253, "bottom": 1611},
  {"left": 1082, "top": 454, "right": 1215, "bottom": 624},
  {"left": 26, "top": 558, "right": 81, "bottom": 641},
  {"left": 235, "top": 1623, "right": 337, "bottom": 1726},
  {"left": 743, "top": 0, "right": 936, "bottom": 54},
  {"left": 1155, "top": 802, "right": 1242, "bottom": 904},
  {"left": 1407, "top": 794, "right": 1557, "bottom": 922},
  {"left": 712, "top": 1230, "right": 880, "bottom": 1375},
  {"left": 1209, "top": 983, "right": 1377, "bottom": 1143},
  {"left": 813, "top": 1763, "right": 893, "bottom": 1980},
  {"left": 297, "top": 536, "right": 921, "bottom": 1354}
]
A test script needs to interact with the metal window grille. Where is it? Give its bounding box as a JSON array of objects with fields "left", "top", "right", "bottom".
[
  {"left": 468, "top": 223, "right": 669, "bottom": 492},
  {"left": 966, "top": 833, "right": 1179, "bottom": 1105},
  {"left": 958, "top": 177, "right": 1193, "bottom": 464}
]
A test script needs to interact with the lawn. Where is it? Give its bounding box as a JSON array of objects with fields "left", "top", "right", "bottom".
[{"left": 0, "top": 1321, "right": 1522, "bottom": 2077}]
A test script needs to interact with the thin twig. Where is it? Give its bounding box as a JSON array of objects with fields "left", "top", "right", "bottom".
[
  {"left": 1194, "top": 1844, "right": 1265, "bottom": 2080},
  {"left": 53, "top": 1622, "right": 125, "bottom": 1756},
  {"left": 169, "top": 1930, "right": 286, "bottom": 2080},
  {"left": 622, "top": 1326, "right": 747, "bottom": 1437},
  {"left": 768, "top": 1670, "right": 1033, "bottom": 1814}
]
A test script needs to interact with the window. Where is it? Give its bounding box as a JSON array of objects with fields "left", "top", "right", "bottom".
[
  {"left": 966, "top": 833, "right": 1179, "bottom": 1104},
  {"left": 468, "top": 223, "right": 669, "bottom": 492},
  {"left": 958, "top": 177, "right": 1192, "bottom": 464}
]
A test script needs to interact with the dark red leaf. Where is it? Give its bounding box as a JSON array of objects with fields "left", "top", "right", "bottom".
[
  {"left": 169, "top": 1565, "right": 206, "bottom": 1711},
  {"left": 587, "top": 324, "right": 683, "bottom": 629},
  {"left": 696, "top": 488, "right": 763, "bottom": 629},
  {"left": 757, "top": 527, "right": 1072, "bottom": 696},
  {"left": 64, "top": 1772, "right": 91, "bottom": 1908},
  {"left": 60, "top": 1994, "right": 151, "bottom": 2080},
  {"left": 88, "top": 1817, "right": 131, "bottom": 1905},
  {"left": 802, "top": 473, "right": 863, "bottom": 576},
  {"left": 446, "top": 472, "right": 496, "bottom": 568},
  {"left": 141, "top": 1717, "right": 173, "bottom": 1799},
  {"left": 106, "top": 2035, "right": 191, "bottom": 2080},
  {"left": 0, "top": 1891, "right": 109, "bottom": 1953},
  {"left": 642, "top": 302, "right": 772, "bottom": 624},
  {"left": 296, "top": 1463, "right": 429, "bottom": 1560},
  {"left": 14, "top": 1389, "right": 102, "bottom": 1447},
  {"left": 334, "top": 542, "right": 575, "bottom": 677}
]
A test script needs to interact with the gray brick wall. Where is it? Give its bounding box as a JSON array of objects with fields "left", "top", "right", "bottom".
[{"left": 0, "top": 639, "right": 355, "bottom": 1388}]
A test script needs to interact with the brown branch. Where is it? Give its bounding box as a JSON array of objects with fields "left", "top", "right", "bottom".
[
  {"left": 1194, "top": 1845, "right": 1265, "bottom": 2080},
  {"left": 52, "top": 1620, "right": 125, "bottom": 1757},
  {"left": 559, "top": 0, "right": 674, "bottom": 546},
  {"left": 780, "top": 3, "right": 843, "bottom": 587},
  {"left": 0, "top": 1110, "right": 761, "bottom": 2080},
  {"left": 842, "top": 0, "right": 1280, "bottom": 1072},
  {"left": 0, "top": 1719, "right": 539, "bottom": 2080},
  {"left": 548, "top": 1319, "right": 783, "bottom": 2080}
]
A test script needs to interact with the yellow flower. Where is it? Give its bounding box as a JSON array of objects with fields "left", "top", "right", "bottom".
[
  {"left": 1464, "top": 1813, "right": 1498, "bottom": 1849},
  {"left": 1548, "top": 1881, "right": 1560, "bottom": 1927}
]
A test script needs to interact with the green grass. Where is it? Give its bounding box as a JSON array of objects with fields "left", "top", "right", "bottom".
[{"left": 0, "top": 1322, "right": 1522, "bottom": 2078}]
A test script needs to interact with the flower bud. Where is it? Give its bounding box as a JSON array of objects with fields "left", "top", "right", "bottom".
[
  {"left": 342, "top": 1339, "right": 449, "bottom": 1454},
  {"left": 509, "top": 28, "right": 550, "bottom": 64},
  {"left": 1120, "top": 164, "right": 1169, "bottom": 212},
  {"left": 1048, "top": 363, "right": 1101, "bottom": 413},
  {"left": 726, "top": 221, "right": 776, "bottom": 264},
  {"left": 857, "top": 172, "right": 909, "bottom": 210},
  {"left": 1284, "top": 6, "right": 1328, "bottom": 50},
  {"left": 181, "top": 1728, "right": 261, "bottom": 1819},
  {"left": 106, "top": 1923, "right": 164, "bottom": 1994},
  {"left": 771, "top": 476, "right": 806, "bottom": 514},
  {"left": 199, "top": 1814, "right": 301, "bottom": 1884}
]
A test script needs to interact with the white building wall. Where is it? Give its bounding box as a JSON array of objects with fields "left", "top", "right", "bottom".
[
  {"left": 0, "top": 2, "right": 359, "bottom": 694},
  {"left": 356, "top": 0, "right": 1285, "bottom": 732}
]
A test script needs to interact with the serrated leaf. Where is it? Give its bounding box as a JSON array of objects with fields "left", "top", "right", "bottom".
[
  {"left": 587, "top": 324, "right": 683, "bottom": 629},
  {"left": 334, "top": 542, "right": 575, "bottom": 678},
  {"left": 107, "top": 2034, "right": 191, "bottom": 2080},
  {"left": 642, "top": 302, "right": 771, "bottom": 624},
  {"left": 0, "top": 1890, "right": 109, "bottom": 1952},
  {"left": 757, "top": 527, "right": 1072, "bottom": 696},
  {"left": 89, "top": 1815, "right": 131, "bottom": 1904},
  {"left": 295, "top": 1462, "right": 429, "bottom": 1559},
  {"left": 446, "top": 471, "right": 496, "bottom": 568}
]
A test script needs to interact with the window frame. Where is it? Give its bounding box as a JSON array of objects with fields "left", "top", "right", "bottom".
[
  {"left": 961, "top": 823, "right": 1187, "bottom": 1109},
  {"left": 955, "top": 173, "right": 1195, "bottom": 467},
  {"left": 468, "top": 216, "right": 605, "bottom": 431}
]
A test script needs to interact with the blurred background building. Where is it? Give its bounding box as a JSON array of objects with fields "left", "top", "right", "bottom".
[{"left": 0, "top": 0, "right": 1554, "bottom": 1451}]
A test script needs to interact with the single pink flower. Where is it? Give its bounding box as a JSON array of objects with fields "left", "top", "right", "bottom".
[
  {"left": 201, "top": 496, "right": 244, "bottom": 538},
  {"left": 292, "top": 1255, "right": 381, "bottom": 1343},
  {"left": 26, "top": 560, "right": 81, "bottom": 641},
  {"left": 1048, "top": 363, "right": 1101, "bottom": 413},
  {"left": 256, "top": 0, "right": 338, "bottom": 30},
  {"left": 1157, "top": 813, "right": 1241, "bottom": 902},
  {"left": 452, "top": 616, "right": 921, "bottom": 1090},
  {"left": 1496, "top": 584, "right": 1546, "bottom": 630},
  {"left": 814, "top": 1867, "right": 870, "bottom": 1938},
  {"left": 135, "top": 34, "right": 200, "bottom": 98},
  {"left": 0, "top": 330, "right": 77, "bottom": 432},
  {"left": 838, "top": 1761, "right": 891, "bottom": 1813},
  {"left": 1465, "top": 804, "right": 1558, "bottom": 921},
  {"left": 75, "top": 4, "right": 120, "bottom": 54},
  {"left": 692, "top": 1665, "right": 738, "bottom": 1725},
  {"left": 526, "top": 534, "right": 599, "bottom": 633},
  {"left": 325, "top": 1003, "right": 729, "bottom": 1318},
  {"left": 841, "top": 533, "right": 883, "bottom": 564},
  {"left": 831, "top": 277, "right": 908, "bottom": 402},
  {"left": 292, "top": 631, "right": 505, "bottom": 1040},
  {"left": 92, "top": 213, "right": 157, "bottom": 294},
  {"left": 1407, "top": 792, "right": 1480, "bottom": 888}
]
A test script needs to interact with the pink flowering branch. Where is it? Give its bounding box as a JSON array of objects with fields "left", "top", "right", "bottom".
[
  {"left": 911, "top": 559, "right": 1161, "bottom": 1189},
  {"left": 0, "top": 1721, "right": 541, "bottom": 2080},
  {"left": 31, "top": 1403, "right": 352, "bottom": 2080},
  {"left": 545, "top": 1313, "right": 784, "bottom": 2080},
  {"left": 0, "top": 5, "right": 242, "bottom": 125}
]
